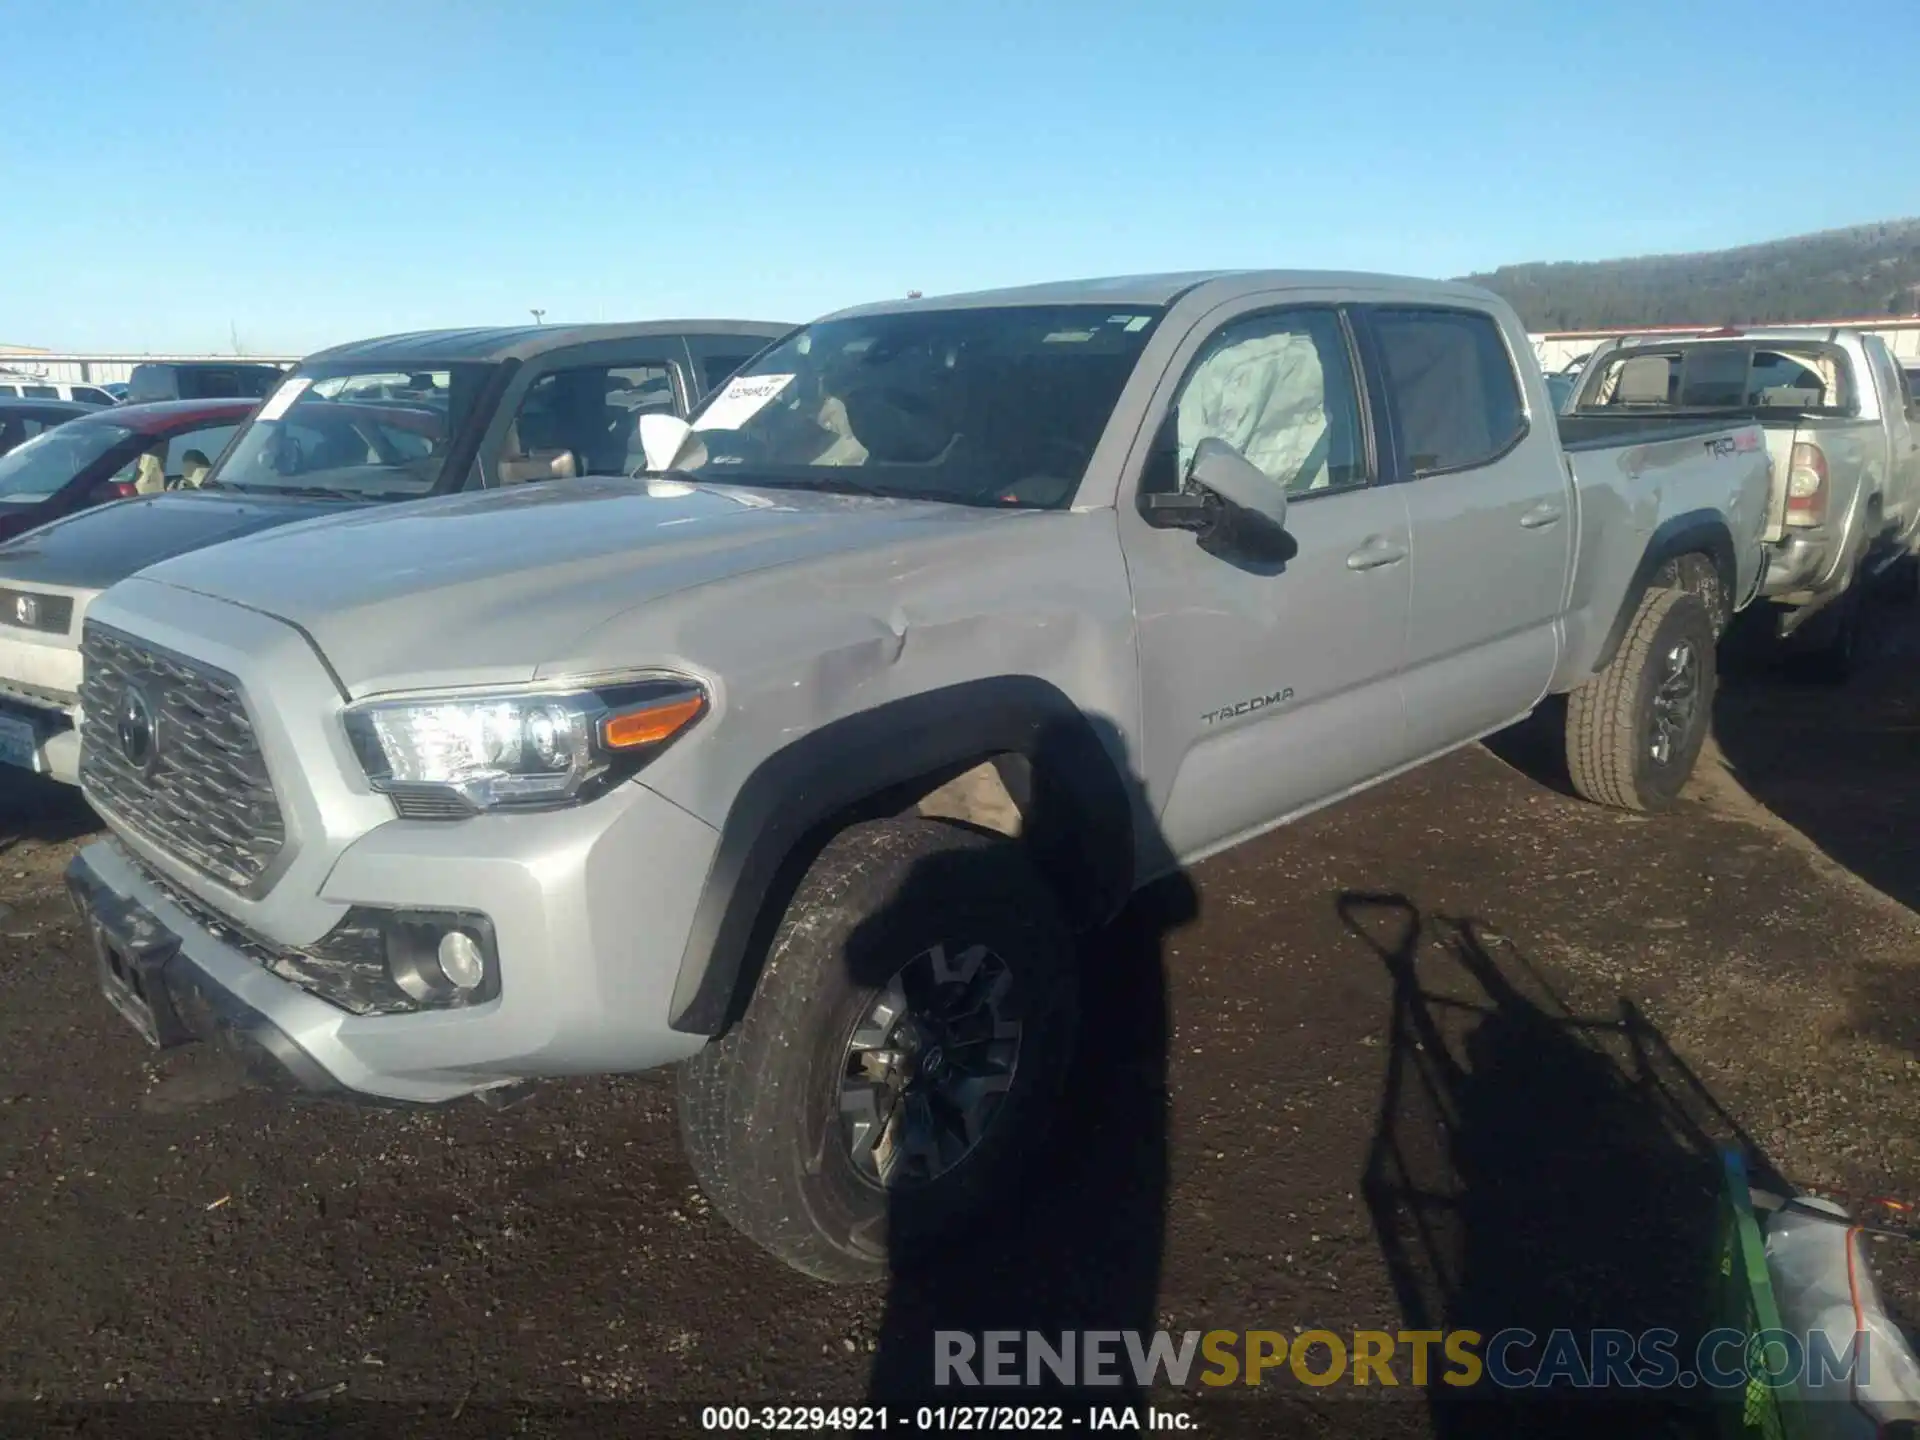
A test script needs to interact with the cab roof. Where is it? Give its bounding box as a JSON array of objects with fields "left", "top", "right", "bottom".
[
  {"left": 304, "top": 320, "right": 794, "bottom": 367},
  {"left": 821, "top": 270, "right": 1507, "bottom": 320},
  {"left": 70, "top": 398, "right": 257, "bottom": 434}
]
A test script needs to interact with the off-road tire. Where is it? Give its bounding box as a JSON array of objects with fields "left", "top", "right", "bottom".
[
  {"left": 677, "top": 817, "right": 1078, "bottom": 1284},
  {"left": 1565, "top": 586, "right": 1717, "bottom": 813}
]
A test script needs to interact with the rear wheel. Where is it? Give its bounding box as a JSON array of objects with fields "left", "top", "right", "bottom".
[
  {"left": 1565, "top": 586, "right": 1717, "bottom": 813},
  {"left": 677, "top": 817, "right": 1078, "bottom": 1283}
]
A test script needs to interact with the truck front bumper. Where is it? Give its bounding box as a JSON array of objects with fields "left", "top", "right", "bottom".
[
  {"left": 68, "top": 779, "right": 723, "bottom": 1104},
  {"left": 0, "top": 696, "right": 78, "bottom": 785}
]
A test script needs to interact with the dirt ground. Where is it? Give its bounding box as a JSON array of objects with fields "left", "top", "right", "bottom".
[{"left": 0, "top": 599, "right": 1916, "bottom": 1438}]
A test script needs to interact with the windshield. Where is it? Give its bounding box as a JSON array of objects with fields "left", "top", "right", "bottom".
[
  {"left": 669, "top": 304, "right": 1164, "bottom": 508},
  {"left": 212, "top": 362, "right": 495, "bottom": 499},
  {"left": 0, "top": 422, "right": 136, "bottom": 504}
]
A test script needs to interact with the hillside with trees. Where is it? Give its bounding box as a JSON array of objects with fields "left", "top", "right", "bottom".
[{"left": 1462, "top": 219, "right": 1920, "bottom": 332}]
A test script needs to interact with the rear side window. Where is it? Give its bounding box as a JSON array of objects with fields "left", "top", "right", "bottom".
[
  {"left": 184, "top": 369, "right": 239, "bottom": 398},
  {"left": 23, "top": 385, "right": 57, "bottom": 399},
  {"left": 1371, "top": 308, "right": 1525, "bottom": 475}
]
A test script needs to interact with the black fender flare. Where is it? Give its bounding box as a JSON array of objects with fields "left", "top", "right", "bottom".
[
  {"left": 1591, "top": 509, "right": 1738, "bottom": 674},
  {"left": 666, "top": 676, "right": 1138, "bottom": 1036}
]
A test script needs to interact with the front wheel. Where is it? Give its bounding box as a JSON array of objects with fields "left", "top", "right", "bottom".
[
  {"left": 677, "top": 817, "right": 1078, "bottom": 1283},
  {"left": 1565, "top": 586, "right": 1717, "bottom": 812}
]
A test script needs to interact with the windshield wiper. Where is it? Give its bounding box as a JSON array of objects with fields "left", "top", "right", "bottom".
[
  {"left": 256, "top": 484, "right": 379, "bottom": 502},
  {"left": 719, "top": 474, "right": 932, "bottom": 502}
]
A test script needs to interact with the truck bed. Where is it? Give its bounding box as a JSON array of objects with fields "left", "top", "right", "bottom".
[{"left": 1555, "top": 411, "right": 1774, "bottom": 452}]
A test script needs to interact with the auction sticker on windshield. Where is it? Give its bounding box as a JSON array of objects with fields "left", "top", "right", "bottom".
[
  {"left": 693, "top": 373, "right": 794, "bottom": 432},
  {"left": 256, "top": 376, "right": 312, "bottom": 422}
]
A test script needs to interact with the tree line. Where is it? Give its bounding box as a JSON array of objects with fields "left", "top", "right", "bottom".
[{"left": 1461, "top": 219, "right": 1920, "bottom": 332}]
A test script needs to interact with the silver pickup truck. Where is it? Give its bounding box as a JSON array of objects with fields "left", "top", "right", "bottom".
[
  {"left": 66, "top": 271, "right": 1770, "bottom": 1281},
  {"left": 0, "top": 320, "right": 789, "bottom": 784},
  {"left": 1571, "top": 327, "right": 1920, "bottom": 676}
]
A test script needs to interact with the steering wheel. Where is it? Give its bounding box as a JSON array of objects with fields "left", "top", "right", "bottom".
[{"left": 841, "top": 384, "right": 952, "bottom": 464}]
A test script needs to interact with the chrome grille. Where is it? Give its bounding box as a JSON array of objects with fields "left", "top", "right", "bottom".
[{"left": 79, "top": 622, "right": 286, "bottom": 892}]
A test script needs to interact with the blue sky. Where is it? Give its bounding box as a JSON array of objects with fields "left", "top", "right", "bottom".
[{"left": 6, "top": 0, "right": 1918, "bottom": 354}]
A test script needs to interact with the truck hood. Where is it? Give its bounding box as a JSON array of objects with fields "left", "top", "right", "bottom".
[
  {"left": 135, "top": 476, "right": 1006, "bottom": 696},
  {"left": 0, "top": 489, "right": 365, "bottom": 593}
]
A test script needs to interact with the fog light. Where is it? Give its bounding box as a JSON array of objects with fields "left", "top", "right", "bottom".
[
  {"left": 376, "top": 909, "right": 500, "bottom": 1009},
  {"left": 437, "top": 930, "right": 486, "bottom": 991}
]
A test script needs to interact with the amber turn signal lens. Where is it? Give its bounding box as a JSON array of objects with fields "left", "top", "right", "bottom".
[{"left": 600, "top": 693, "right": 705, "bottom": 750}]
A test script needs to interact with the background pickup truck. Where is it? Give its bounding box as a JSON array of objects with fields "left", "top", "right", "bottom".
[
  {"left": 66, "top": 271, "right": 1769, "bottom": 1282},
  {"left": 1570, "top": 326, "right": 1920, "bottom": 677},
  {"left": 0, "top": 319, "right": 788, "bottom": 784}
]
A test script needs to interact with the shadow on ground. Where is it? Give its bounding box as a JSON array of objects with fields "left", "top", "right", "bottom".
[
  {"left": 0, "top": 767, "right": 98, "bottom": 854},
  {"left": 863, "top": 867, "right": 1194, "bottom": 1409},
  {"left": 1480, "top": 694, "right": 1577, "bottom": 802},
  {"left": 1710, "top": 595, "right": 1920, "bottom": 915},
  {"left": 1341, "top": 892, "right": 1780, "bottom": 1438}
]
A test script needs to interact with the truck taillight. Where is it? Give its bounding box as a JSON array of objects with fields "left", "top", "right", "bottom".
[{"left": 1785, "top": 441, "right": 1828, "bottom": 525}]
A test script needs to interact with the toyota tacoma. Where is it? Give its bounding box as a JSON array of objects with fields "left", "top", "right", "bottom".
[{"left": 67, "top": 271, "right": 1770, "bottom": 1281}]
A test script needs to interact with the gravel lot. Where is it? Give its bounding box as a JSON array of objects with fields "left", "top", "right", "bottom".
[{"left": 0, "top": 601, "right": 1915, "bottom": 1438}]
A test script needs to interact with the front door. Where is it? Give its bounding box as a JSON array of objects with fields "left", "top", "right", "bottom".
[
  {"left": 1363, "top": 304, "right": 1573, "bottom": 753},
  {"left": 1120, "top": 303, "right": 1412, "bottom": 864}
]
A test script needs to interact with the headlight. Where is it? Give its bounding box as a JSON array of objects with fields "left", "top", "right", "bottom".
[{"left": 342, "top": 675, "right": 707, "bottom": 816}]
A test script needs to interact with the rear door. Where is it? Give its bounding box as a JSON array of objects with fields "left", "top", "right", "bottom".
[
  {"left": 1363, "top": 304, "right": 1574, "bottom": 753},
  {"left": 1863, "top": 335, "right": 1920, "bottom": 533}
]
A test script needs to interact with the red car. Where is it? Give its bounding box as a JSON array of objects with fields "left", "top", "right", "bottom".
[{"left": 0, "top": 398, "right": 257, "bottom": 542}]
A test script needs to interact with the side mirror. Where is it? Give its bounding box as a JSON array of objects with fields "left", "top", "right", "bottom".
[
  {"left": 638, "top": 413, "right": 692, "bottom": 474},
  {"left": 1189, "top": 438, "right": 1288, "bottom": 535},
  {"left": 1144, "top": 436, "right": 1289, "bottom": 544}
]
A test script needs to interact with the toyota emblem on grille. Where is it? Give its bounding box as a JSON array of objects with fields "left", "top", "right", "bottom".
[
  {"left": 13, "top": 595, "right": 37, "bottom": 628},
  {"left": 115, "top": 687, "right": 157, "bottom": 770}
]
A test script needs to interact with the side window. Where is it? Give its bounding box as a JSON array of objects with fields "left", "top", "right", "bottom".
[
  {"left": 1167, "top": 308, "right": 1367, "bottom": 498},
  {"left": 23, "top": 386, "right": 57, "bottom": 400},
  {"left": 500, "top": 362, "right": 677, "bottom": 482},
  {"left": 1371, "top": 307, "right": 1526, "bottom": 475},
  {"left": 73, "top": 387, "right": 115, "bottom": 406},
  {"left": 702, "top": 354, "right": 754, "bottom": 393},
  {"left": 168, "top": 423, "right": 240, "bottom": 485},
  {"left": 0, "top": 418, "right": 53, "bottom": 453}
]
